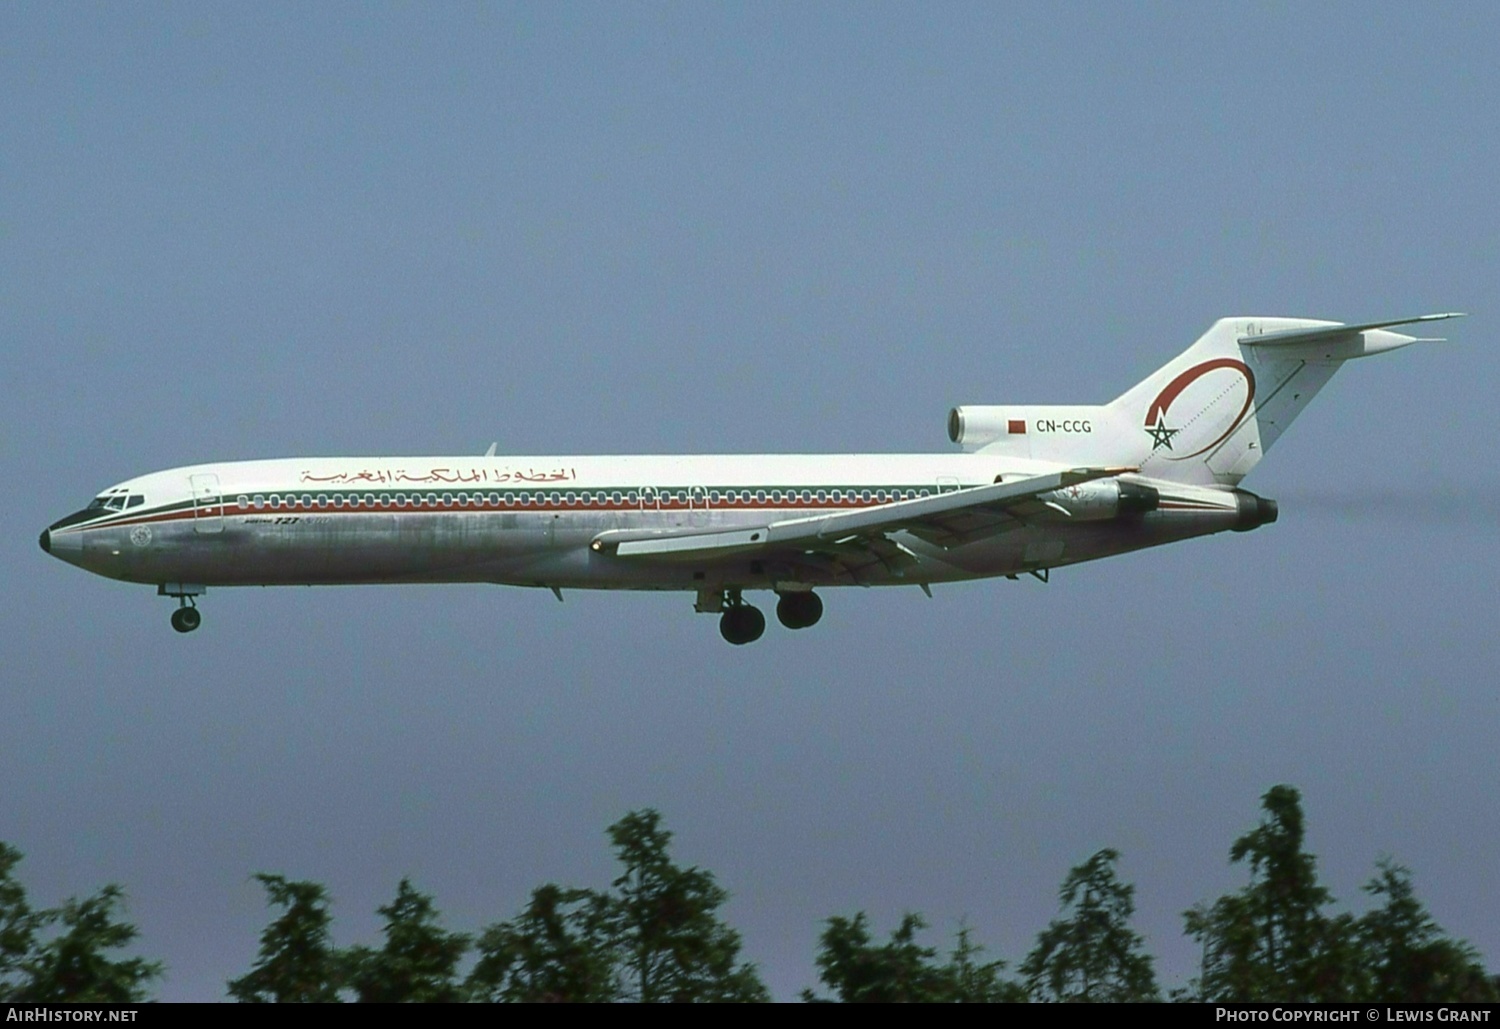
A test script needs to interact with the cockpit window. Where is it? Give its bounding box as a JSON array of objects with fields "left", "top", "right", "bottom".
[
  {"left": 88, "top": 495, "right": 127, "bottom": 512},
  {"left": 127, "top": 495, "right": 144, "bottom": 508}
]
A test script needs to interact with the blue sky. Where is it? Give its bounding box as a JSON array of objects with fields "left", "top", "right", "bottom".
[{"left": 4, "top": 2, "right": 1498, "bottom": 999}]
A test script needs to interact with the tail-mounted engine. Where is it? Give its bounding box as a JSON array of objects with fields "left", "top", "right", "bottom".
[
  {"left": 1033, "top": 480, "right": 1159, "bottom": 521},
  {"left": 948, "top": 406, "right": 1019, "bottom": 448}
]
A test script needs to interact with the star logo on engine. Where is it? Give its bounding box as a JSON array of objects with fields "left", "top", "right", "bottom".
[{"left": 1146, "top": 421, "right": 1180, "bottom": 451}]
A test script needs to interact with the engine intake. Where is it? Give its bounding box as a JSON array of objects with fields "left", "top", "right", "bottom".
[{"left": 948, "top": 406, "right": 1014, "bottom": 447}]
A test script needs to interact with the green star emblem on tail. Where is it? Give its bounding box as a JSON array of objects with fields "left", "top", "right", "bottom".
[{"left": 1146, "top": 421, "right": 1180, "bottom": 451}]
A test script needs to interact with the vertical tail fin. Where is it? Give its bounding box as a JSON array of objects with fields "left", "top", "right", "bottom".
[
  {"left": 957, "top": 314, "right": 1458, "bottom": 486},
  {"left": 1104, "top": 314, "right": 1458, "bottom": 485}
]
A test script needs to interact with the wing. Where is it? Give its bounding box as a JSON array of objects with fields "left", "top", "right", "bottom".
[{"left": 591, "top": 467, "right": 1131, "bottom": 561}]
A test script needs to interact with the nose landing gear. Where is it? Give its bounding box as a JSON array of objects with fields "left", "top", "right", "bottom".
[
  {"left": 170, "top": 604, "right": 201, "bottom": 633},
  {"left": 159, "top": 583, "right": 206, "bottom": 634}
]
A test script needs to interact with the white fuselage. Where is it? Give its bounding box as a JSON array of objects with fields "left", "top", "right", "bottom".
[{"left": 42, "top": 452, "right": 1250, "bottom": 596}]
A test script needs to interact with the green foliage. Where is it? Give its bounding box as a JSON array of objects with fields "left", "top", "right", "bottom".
[
  {"left": 1358, "top": 859, "right": 1497, "bottom": 1003},
  {"left": 1020, "top": 848, "right": 1159, "bottom": 1002},
  {"left": 0, "top": 844, "right": 39, "bottom": 998},
  {"left": 807, "top": 913, "right": 950, "bottom": 1003},
  {"left": 949, "top": 922, "right": 1025, "bottom": 1002},
  {"left": 1182, "top": 785, "right": 1361, "bottom": 1002},
  {"left": 344, "top": 878, "right": 470, "bottom": 1003},
  {"left": 603, "top": 810, "right": 768, "bottom": 1002},
  {"left": 228, "top": 875, "right": 342, "bottom": 1003},
  {"left": 466, "top": 884, "right": 618, "bottom": 1002},
  {"left": 13, "top": 885, "right": 162, "bottom": 1003},
  {"left": 806, "top": 913, "right": 1023, "bottom": 1002},
  {"left": 12, "top": 786, "right": 1500, "bottom": 1004}
]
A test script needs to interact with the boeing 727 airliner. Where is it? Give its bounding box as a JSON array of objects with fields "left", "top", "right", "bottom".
[{"left": 41, "top": 313, "right": 1460, "bottom": 643}]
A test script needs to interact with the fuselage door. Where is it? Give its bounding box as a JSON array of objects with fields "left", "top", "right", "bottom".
[
  {"left": 937, "top": 476, "right": 961, "bottom": 495},
  {"left": 639, "top": 485, "right": 660, "bottom": 512},
  {"left": 189, "top": 473, "right": 223, "bottom": 534},
  {"left": 689, "top": 485, "right": 709, "bottom": 527}
]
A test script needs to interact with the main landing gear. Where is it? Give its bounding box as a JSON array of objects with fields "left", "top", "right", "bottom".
[
  {"left": 159, "top": 583, "right": 205, "bottom": 634},
  {"left": 706, "top": 588, "right": 823, "bottom": 645},
  {"left": 775, "top": 590, "right": 823, "bottom": 630},
  {"left": 719, "top": 593, "right": 766, "bottom": 645}
]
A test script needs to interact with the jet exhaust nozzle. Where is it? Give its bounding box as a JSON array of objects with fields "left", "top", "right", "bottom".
[{"left": 1233, "top": 491, "right": 1279, "bottom": 532}]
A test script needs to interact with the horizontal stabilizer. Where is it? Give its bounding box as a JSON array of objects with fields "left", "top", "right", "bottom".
[{"left": 1239, "top": 312, "right": 1465, "bottom": 348}]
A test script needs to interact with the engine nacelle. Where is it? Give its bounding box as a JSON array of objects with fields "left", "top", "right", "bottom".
[
  {"left": 948, "top": 406, "right": 1015, "bottom": 448},
  {"left": 947, "top": 403, "right": 1112, "bottom": 456},
  {"left": 1034, "top": 480, "right": 1159, "bottom": 521}
]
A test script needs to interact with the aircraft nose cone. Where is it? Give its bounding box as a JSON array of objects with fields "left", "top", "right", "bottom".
[{"left": 40, "top": 518, "right": 87, "bottom": 565}]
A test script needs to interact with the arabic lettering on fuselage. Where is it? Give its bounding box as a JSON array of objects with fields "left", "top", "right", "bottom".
[{"left": 298, "top": 466, "right": 578, "bottom": 485}]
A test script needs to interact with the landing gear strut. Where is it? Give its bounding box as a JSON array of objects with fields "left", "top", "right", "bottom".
[
  {"left": 776, "top": 591, "right": 823, "bottom": 630},
  {"left": 718, "top": 590, "right": 766, "bottom": 645}
]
